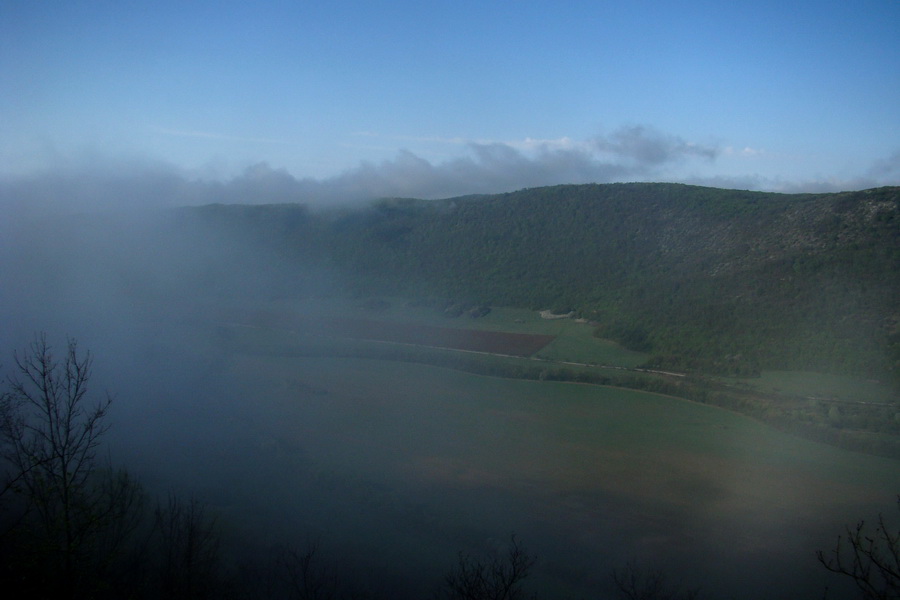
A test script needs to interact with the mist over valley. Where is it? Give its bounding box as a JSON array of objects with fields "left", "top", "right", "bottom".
[
  {"left": 1, "top": 181, "right": 898, "bottom": 599},
  {"left": 3, "top": 3, "right": 900, "bottom": 596}
]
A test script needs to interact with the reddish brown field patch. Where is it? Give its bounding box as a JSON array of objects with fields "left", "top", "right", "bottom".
[
  {"left": 315, "top": 316, "right": 555, "bottom": 357},
  {"left": 220, "top": 309, "right": 555, "bottom": 356}
]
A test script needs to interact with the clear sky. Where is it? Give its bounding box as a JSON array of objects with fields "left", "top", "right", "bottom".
[{"left": 2, "top": 0, "right": 899, "bottom": 205}]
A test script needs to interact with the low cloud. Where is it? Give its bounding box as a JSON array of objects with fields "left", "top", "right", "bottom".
[
  {"left": 0, "top": 126, "right": 720, "bottom": 215},
  {"left": 723, "top": 146, "right": 765, "bottom": 158},
  {"left": 865, "top": 149, "right": 900, "bottom": 181},
  {"left": 684, "top": 147, "right": 900, "bottom": 194},
  {"left": 592, "top": 126, "right": 719, "bottom": 165},
  {"left": 303, "top": 126, "right": 719, "bottom": 202},
  {"left": 0, "top": 157, "right": 190, "bottom": 219},
  {"left": 2, "top": 128, "right": 896, "bottom": 218}
]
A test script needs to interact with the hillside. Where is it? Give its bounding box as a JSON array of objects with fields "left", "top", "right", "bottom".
[{"left": 190, "top": 183, "right": 900, "bottom": 385}]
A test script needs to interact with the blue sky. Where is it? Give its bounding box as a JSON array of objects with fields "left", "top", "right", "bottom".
[{"left": 2, "top": 1, "right": 899, "bottom": 205}]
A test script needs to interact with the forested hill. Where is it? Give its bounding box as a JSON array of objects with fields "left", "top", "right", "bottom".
[{"left": 191, "top": 183, "right": 900, "bottom": 383}]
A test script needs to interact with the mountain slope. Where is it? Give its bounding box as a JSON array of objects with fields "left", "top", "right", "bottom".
[{"left": 193, "top": 183, "right": 900, "bottom": 382}]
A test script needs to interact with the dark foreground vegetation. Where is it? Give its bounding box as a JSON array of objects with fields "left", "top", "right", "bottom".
[
  {"left": 0, "top": 335, "right": 669, "bottom": 599},
  {"left": 2, "top": 335, "right": 898, "bottom": 599}
]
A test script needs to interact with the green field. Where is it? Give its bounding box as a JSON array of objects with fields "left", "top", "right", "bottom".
[
  {"left": 186, "top": 298, "right": 900, "bottom": 597},
  {"left": 234, "top": 298, "right": 650, "bottom": 365},
  {"left": 240, "top": 353, "right": 897, "bottom": 498},
  {"left": 213, "top": 320, "right": 899, "bottom": 599},
  {"left": 740, "top": 370, "right": 898, "bottom": 404},
  {"left": 226, "top": 296, "right": 897, "bottom": 399},
  {"left": 210, "top": 296, "right": 900, "bottom": 464}
]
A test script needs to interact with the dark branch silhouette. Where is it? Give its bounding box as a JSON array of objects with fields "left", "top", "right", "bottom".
[
  {"left": 0, "top": 334, "right": 143, "bottom": 599},
  {"left": 818, "top": 497, "right": 900, "bottom": 600},
  {"left": 611, "top": 561, "right": 702, "bottom": 600},
  {"left": 440, "top": 534, "right": 536, "bottom": 600}
]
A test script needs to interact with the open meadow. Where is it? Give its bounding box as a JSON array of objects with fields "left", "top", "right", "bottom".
[{"left": 146, "top": 305, "right": 900, "bottom": 599}]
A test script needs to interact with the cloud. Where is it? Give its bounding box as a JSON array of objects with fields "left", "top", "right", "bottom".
[
  {"left": 723, "top": 146, "right": 765, "bottom": 157},
  {"left": 865, "top": 149, "right": 900, "bottom": 181},
  {"left": 593, "top": 126, "right": 719, "bottom": 165},
  {"left": 301, "top": 143, "right": 617, "bottom": 201},
  {"left": 306, "top": 126, "right": 718, "bottom": 201},
  {"left": 6, "top": 127, "right": 893, "bottom": 218},
  {"left": 682, "top": 148, "right": 900, "bottom": 194},
  {"left": 0, "top": 127, "right": 724, "bottom": 216},
  {"left": 795, "top": 149, "right": 900, "bottom": 192},
  {"left": 0, "top": 156, "right": 191, "bottom": 219},
  {"left": 511, "top": 137, "right": 579, "bottom": 152}
]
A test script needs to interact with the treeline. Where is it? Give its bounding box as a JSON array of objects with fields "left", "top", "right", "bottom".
[{"left": 190, "top": 183, "right": 900, "bottom": 386}]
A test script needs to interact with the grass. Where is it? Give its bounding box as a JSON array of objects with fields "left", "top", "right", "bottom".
[
  {"left": 533, "top": 321, "right": 647, "bottom": 366},
  {"left": 209, "top": 295, "right": 897, "bottom": 403},
  {"left": 233, "top": 352, "right": 899, "bottom": 523},
  {"left": 741, "top": 371, "right": 898, "bottom": 404},
  {"left": 208, "top": 313, "right": 900, "bottom": 599},
  {"left": 214, "top": 294, "right": 899, "bottom": 459},
  {"left": 243, "top": 297, "right": 648, "bottom": 366}
]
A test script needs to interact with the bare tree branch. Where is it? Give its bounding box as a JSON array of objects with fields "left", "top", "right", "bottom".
[
  {"left": 611, "top": 561, "right": 702, "bottom": 600},
  {"left": 0, "top": 333, "right": 141, "bottom": 599},
  {"left": 152, "top": 494, "right": 222, "bottom": 600},
  {"left": 818, "top": 497, "right": 900, "bottom": 600},
  {"left": 441, "top": 534, "right": 536, "bottom": 600}
]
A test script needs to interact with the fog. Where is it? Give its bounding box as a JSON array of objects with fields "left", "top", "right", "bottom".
[
  {"left": 1, "top": 187, "right": 897, "bottom": 599},
  {"left": 5, "top": 131, "right": 899, "bottom": 222}
]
